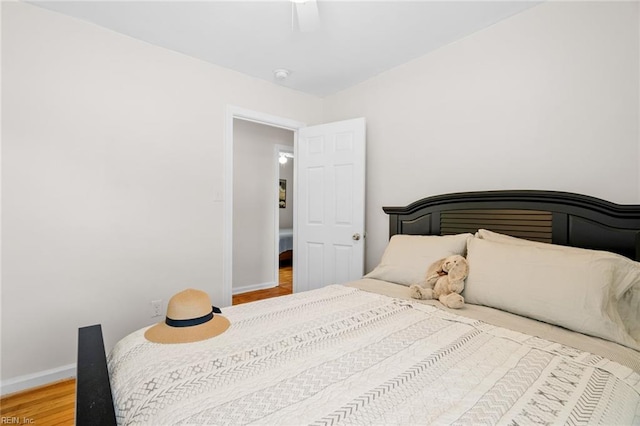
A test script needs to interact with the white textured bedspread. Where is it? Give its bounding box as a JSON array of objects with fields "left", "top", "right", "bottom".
[{"left": 109, "top": 285, "right": 640, "bottom": 425}]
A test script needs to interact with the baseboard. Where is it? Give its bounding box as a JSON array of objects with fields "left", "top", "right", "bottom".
[
  {"left": 232, "top": 281, "right": 277, "bottom": 295},
  {"left": 0, "top": 363, "right": 76, "bottom": 396}
]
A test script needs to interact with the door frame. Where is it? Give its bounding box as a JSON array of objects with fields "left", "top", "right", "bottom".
[
  {"left": 274, "top": 144, "right": 294, "bottom": 287},
  {"left": 223, "top": 106, "right": 306, "bottom": 307}
]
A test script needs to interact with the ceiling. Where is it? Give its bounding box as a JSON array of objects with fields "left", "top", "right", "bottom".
[{"left": 30, "top": 1, "right": 541, "bottom": 97}]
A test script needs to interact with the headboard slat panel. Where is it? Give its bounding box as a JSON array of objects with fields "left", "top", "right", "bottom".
[
  {"left": 441, "top": 209, "right": 553, "bottom": 242},
  {"left": 443, "top": 210, "right": 552, "bottom": 218}
]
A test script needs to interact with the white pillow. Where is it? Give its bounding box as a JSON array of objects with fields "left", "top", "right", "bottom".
[
  {"left": 365, "top": 233, "right": 472, "bottom": 286},
  {"left": 465, "top": 236, "right": 639, "bottom": 350}
]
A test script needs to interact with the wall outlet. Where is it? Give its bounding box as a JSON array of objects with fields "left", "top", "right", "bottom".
[{"left": 151, "top": 300, "right": 163, "bottom": 318}]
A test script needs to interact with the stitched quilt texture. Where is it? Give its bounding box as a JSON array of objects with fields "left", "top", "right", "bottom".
[{"left": 108, "top": 285, "right": 640, "bottom": 425}]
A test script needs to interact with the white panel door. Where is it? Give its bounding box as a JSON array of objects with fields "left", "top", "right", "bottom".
[{"left": 296, "top": 117, "right": 366, "bottom": 291}]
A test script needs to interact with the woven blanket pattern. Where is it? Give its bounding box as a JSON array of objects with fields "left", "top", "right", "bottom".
[{"left": 108, "top": 285, "right": 640, "bottom": 425}]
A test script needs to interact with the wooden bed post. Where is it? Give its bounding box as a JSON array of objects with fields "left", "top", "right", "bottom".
[{"left": 76, "top": 324, "right": 117, "bottom": 426}]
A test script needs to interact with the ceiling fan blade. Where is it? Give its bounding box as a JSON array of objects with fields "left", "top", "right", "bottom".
[{"left": 294, "top": 0, "right": 319, "bottom": 32}]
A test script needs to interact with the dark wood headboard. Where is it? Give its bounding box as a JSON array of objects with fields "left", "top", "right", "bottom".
[{"left": 383, "top": 190, "right": 640, "bottom": 261}]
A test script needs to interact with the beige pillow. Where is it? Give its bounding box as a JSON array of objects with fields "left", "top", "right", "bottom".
[
  {"left": 365, "top": 233, "right": 472, "bottom": 286},
  {"left": 465, "top": 236, "right": 639, "bottom": 350},
  {"left": 475, "top": 229, "right": 640, "bottom": 343}
]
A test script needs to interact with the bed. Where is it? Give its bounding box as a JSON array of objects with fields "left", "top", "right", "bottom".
[
  {"left": 279, "top": 228, "right": 293, "bottom": 263},
  {"left": 76, "top": 190, "right": 640, "bottom": 425}
]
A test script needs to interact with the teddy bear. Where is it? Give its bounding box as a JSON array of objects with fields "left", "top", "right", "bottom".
[{"left": 409, "top": 254, "right": 469, "bottom": 309}]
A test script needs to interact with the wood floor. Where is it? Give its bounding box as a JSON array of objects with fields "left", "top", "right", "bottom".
[
  {"left": 232, "top": 264, "right": 293, "bottom": 305},
  {"left": 1, "top": 265, "right": 293, "bottom": 424},
  {"left": 0, "top": 379, "right": 75, "bottom": 425}
]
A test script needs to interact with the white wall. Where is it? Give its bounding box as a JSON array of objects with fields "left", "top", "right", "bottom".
[
  {"left": 1, "top": 2, "right": 322, "bottom": 389},
  {"left": 322, "top": 1, "right": 640, "bottom": 273},
  {"left": 232, "top": 120, "right": 293, "bottom": 291},
  {"left": 2, "top": 0, "right": 640, "bottom": 392}
]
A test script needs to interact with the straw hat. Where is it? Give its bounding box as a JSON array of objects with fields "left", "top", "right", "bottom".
[{"left": 144, "top": 288, "right": 230, "bottom": 344}]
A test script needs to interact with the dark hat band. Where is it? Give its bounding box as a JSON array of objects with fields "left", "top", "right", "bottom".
[{"left": 165, "top": 308, "right": 214, "bottom": 328}]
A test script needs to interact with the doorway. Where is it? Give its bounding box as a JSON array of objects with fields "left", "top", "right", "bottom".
[
  {"left": 223, "top": 107, "right": 366, "bottom": 308},
  {"left": 231, "top": 120, "right": 294, "bottom": 304},
  {"left": 223, "top": 107, "right": 306, "bottom": 307}
]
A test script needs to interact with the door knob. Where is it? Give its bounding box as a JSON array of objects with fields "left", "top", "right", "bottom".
[{"left": 352, "top": 233, "right": 361, "bottom": 241}]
